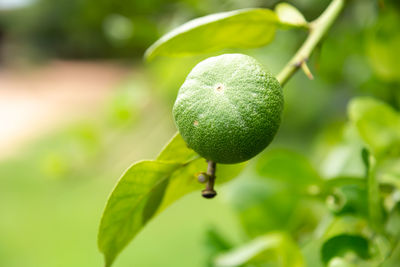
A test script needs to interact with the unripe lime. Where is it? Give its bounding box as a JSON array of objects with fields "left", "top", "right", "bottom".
[{"left": 173, "top": 53, "right": 283, "bottom": 164}]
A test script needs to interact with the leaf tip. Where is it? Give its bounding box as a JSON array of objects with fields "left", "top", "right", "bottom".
[
  {"left": 275, "top": 2, "right": 308, "bottom": 28},
  {"left": 102, "top": 249, "right": 118, "bottom": 267},
  {"left": 143, "top": 46, "right": 155, "bottom": 62}
]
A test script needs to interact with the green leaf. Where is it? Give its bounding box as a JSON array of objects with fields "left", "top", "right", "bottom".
[
  {"left": 214, "top": 232, "right": 304, "bottom": 267},
  {"left": 323, "top": 176, "right": 366, "bottom": 191},
  {"left": 227, "top": 149, "right": 322, "bottom": 237},
  {"left": 327, "top": 258, "right": 358, "bottom": 267},
  {"left": 386, "top": 202, "right": 400, "bottom": 239},
  {"left": 378, "top": 158, "right": 400, "bottom": 189},
  {"left": 361, "top": 147, "right": 370, "bottom": 175},
  {"left": 157, "top": 132, "right": 198, "bottom": 162},
  {"left": 326, "top": 184, "right": 369, "bottom": 217},
  {"left": 320, "top": 126, "right": 367, "bottom": 179},
  {"left": 155, "top": 157, "right": 246, "bottom": 213},
  {"left": 348, "top": 97, "right": 400, "bottom": 158},
  {"left": 275, "top": 3, "right": 308, "bottom": 28},
  {"left": 98, "top": 133, "right": 246, "bottom": 266},
  {"left": 228, "top": 177, "right": 300, "bottom": 237},
  {"left": 303, "top": 215, "right": 390, "bottom": 267},
  {"left": 145, "top": 8, "right": 279, "bottom": 61},
  {"left": 321, "top": 234, "right": 370, "bottom": 264},
  {"left": 256, "top": 149, "right": 321, "bottom": 188},
  {"left": 382, "top": 206, "right": 400, "bottom": 267},
  {"left": 98, "top": 160, "right": 182, "bottom": 266},
  {"left": 366, "top": 9, "right": 400, "bottom": 82},
  {"left": 204, "top": 228, "right": 233, "bottom": 267}
]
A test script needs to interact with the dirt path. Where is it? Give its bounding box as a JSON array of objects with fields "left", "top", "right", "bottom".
[{"left": 0, "top": 60, "right": 131, "bottom": 160}]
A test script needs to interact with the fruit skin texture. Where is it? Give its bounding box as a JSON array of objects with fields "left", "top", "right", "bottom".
[{"left": 173, "top": 53, "right": 283, "bottom": 164}]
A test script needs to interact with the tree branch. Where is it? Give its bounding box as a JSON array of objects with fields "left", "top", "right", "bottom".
[{"left": 276, "top": 0, "right": 346, "bottom": 86}]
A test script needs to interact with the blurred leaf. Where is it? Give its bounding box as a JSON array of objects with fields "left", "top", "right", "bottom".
[
  {"left": 304, "top": 215, "right": 390, "bottom": 267},
  {"left": 256, "top": 149, "right": 321, "bottom": 189},
  {"left": 323, "top": 216, "right": 369, "bottom": 239},
  {"left": 324, "top": 176, "right": 366, "bottom": 191},
  {"left": 205, "top": 228, "right": 232, "bottom": 252},
  {"left": 322, "top": 151, "right": 369, "bottom": 219},
  {"left": 382, "top": 244, "right": 400, "bottom": 267},
  {"left": 361, "top": 148, "right": 370, "bottom": 175},
  {"left": 327, "top": 257, "right": 358, "bottom": 267},
  {"left": 366, "top": 9, "right": 400, "bottom": 82},
  {"left": 145, "top": 8, "right": 278, "bottom": 61},
  {"left": 227, "top": 149, "right": 323, "bottom": 237},
  {"left": 348, "top": 97, "right": 400, "bottom": 158},
  {"left": 321, "top": 234, "right": 370, "bottom": 264},
  {"left": 377, "top": 158, "right": 400, "bottom": 189},
  {"left": 321, "top": 144, "right": 366, "bottom": 179},
  {"left": 319, "top": 215, "right": 391, "bottom": 266},
  {"left": 227, "top": 177, "right": 300, "bottom": 237},
  {"left": 214, "top": 232, "right": 303, "bottom": 267},
  {"left": 204, "top": 228, "right": 233, "bottom": 267},
  {"left": 98, "top": 133, "right": 245, "bottom": 266},
  {"left": 319, "top": 124, "right": 367, "bottom": 179},
  {"left": 325, "top": 184, "right": 368, "bottom": 217},
  {"left": 302, "top": 216, "right": 367, "bottom": 267},
  {"left": 386, "top": 202, "right": 400, "bottom": 239},
  {"left": 275, "top": 3, "right": 308, "bottom": 28}
]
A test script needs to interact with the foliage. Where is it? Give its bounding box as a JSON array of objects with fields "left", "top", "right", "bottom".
[
  {"left": 145, "top": 8, "right": 279, "bottom": 61},
  {"left": 0, "top": 0, "right": 399, "bottom": 266},
  {"left": 99, "top": 134, "right": 245, "bottom": 266},
  {"left": 97, "top": 1, "right": 400, "bottom": 266}
]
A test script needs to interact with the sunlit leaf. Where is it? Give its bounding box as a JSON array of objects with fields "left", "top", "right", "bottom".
[
  {"left": 214, "top": 232, "right": 303, "bottom": 267},
  {"left": 157, "top": 132, "right": 198, "bottom": 162},
  {"left": 275, "top": 3, "right": 308, "bottom": 28},
  {"left": 98, "top": 160, "right": 182, "bottom": 266},
  {"left": 348, "top": 97, "right": 400, "bottom": 158},
  {"left": 145, "top": 8, "right": 279, "bottom": 61},
  {"left": 155, "top": 157, "right": 245, "bottom": 212},
  {"left": 98, "top": 133, "right": 245, "bottom": 266}
]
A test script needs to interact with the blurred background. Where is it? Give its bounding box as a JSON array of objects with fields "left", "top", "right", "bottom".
[{"left": 0, "top": 0, "right": 399, "bottom": 266}]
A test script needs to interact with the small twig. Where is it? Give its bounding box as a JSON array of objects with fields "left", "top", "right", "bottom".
[
  {"left": 301, "top": 60, "right": 314, "bottom": 80},
  {"left": 202, "top": 160, "right": 217, "bottom": 198}
]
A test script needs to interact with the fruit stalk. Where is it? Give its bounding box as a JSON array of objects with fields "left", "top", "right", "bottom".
[
  {"left": 276, "top": 0, "right": 346, "bottom": 86},
  {"left": 202, "top": 160, "right": 217, "bottom": 198}
]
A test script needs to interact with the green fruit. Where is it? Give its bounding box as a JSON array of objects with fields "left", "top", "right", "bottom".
[{"left": 173, "top": 53, "right": 283, "bottom": 164}]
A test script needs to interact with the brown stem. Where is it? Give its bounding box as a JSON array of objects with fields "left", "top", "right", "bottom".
[{"left": 202, "top": 160, "right": 217, "bottom": 198}]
